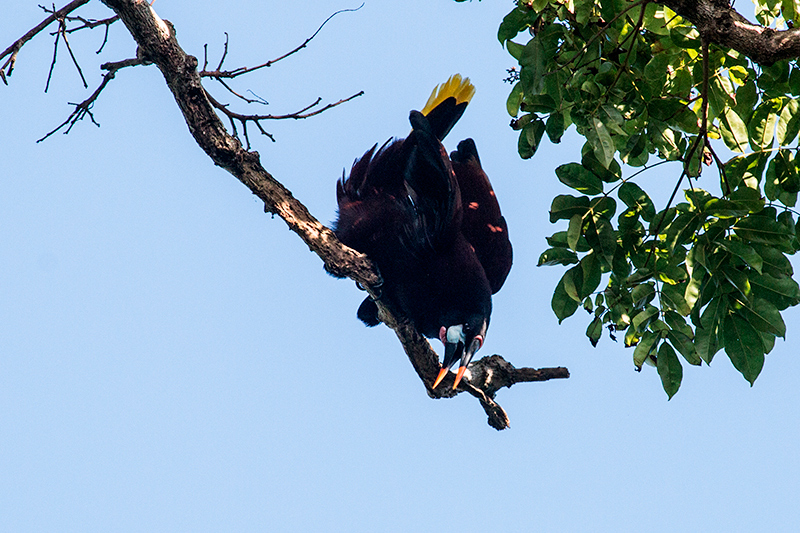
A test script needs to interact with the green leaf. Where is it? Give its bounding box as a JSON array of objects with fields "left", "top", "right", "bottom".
[
  {"left": 700, "top": 294, "right": 728, "bottom": 331},
  {"left": 657, "top": 342, "right": 683, "bottom": 399},
  {"left": 748, "top": 98, "right": 782, "bottom": 151},
  {"left": 665, "top": 310, "right": 694, "bottom": 337},
  {"left": 581, "top": 148, "right": 622, "bottom": 183},
  {"left": 649, "top": 121, "right": 681, "bottom": 160},
  {"left": 538, "top": 247, "right": 579, "bottom": 266},
  {"left": 703, "top": 198, "right": 752, "bottom": 218},
  {"left": 579, "top": 253, "right": 602, "bottom": 299},
  {"left": 729, "top": 186, "right": 765, "bottom": 214},
  {"left": 749, "top": 272, "right": 800, "bottom": 310},
  {"left": 740, "top": 297, "right": 786, "bottom": 338},
  {"left": 685, "top": 188, "right": 713, "bottom": 211},
  {"left": 567, "top": 213, "right": 583, "bottom": 251},
  {"left": 733, "top": 80, "right": 757, "bottom": 121},
  {"left": 733, "top": 209, "right": 794, "bottom": 244},
  {"left": 498, "top": 7, "right": 533, "bottom": 44},
  {"left": 584, "top": 216, "right": 617, "bottom": 267},
  {"left": 695, "top": 323, "right": 722, "bottom": 365},
  {"left": 547, "top": 230, "right": 591, "bottom": 252},
  {"left": 633, "top": 330, "right": 658, "bottom": 371},
  {"left": 751, "top": 244, "right": 794, "bottom": 277},
  {"left": 782, "top": 0, "right": 798, "bottom": 27},
  {"left": 552, "top": 273, "right": 580, "bottom": 323},
  {"left": 620, "top": 134, "right": 648, "bottom": 167},
  {"left": 643, "top": 4, "right": 672, "bottom": 36},
  {"left": 777, "top": 98, "right": 800, "bottom": 145},
  {"left": 661, "top": 282, "right": 692, "bottom": 315},
  {"left": 665, "top": 212, "right": 703, "bottom": 253},
  {"left": 724, "top": 153, "right": 768, "bottom": 191},
  {"left": 588, "top": 115, "right": 615, "bottom": 168},
  {"left": 723, "top": 313, "right": 765, "bottom": 385},
  {"left": 657, "top": 262, "right": 688, "bottom": 285},
  {"left": 618, "top": 182, "right": 656, "bottom": 222},
  {"left": 716, "top": 239, "right": 763, "bottom": 274},
  {"left": 506, "top": 81, "right": 524, "bottom": 116},
  {"left": 589, "top": 196, "right": 617, "bottom": 220},
  {"left": 612, "top": 245, "right": 632, "bottom": 278},
  {"left": 520, "top": 38, "right": 546, "bottom": 94},
  {"left": 632, "top": 305, "right": 659, "bottom": 334},
  {"left": 667, "top": 330, "right": 702, "bottom": 366},
  {"left": 555, "top": 163, "right": 604, "bottom": 195},
  {"left": 562, "top": 264, "right": 582, "bottom": 302},
  {"left": 721, "top": 264, "right": 752, "bottom": 300},
  {"left": 728, "top": 65, "right": 749, "bottom": 86},
  {"left": 586, "top": 316, "right": 603, "bottom": 347},
  {"left": 549, "top": 195, "right": 590, "bottom": 223},
  {"left": 524, "top": 94, "right": 558, "bottom": 113},
  {"left": 518, "top": 118, "right": 546, "bottom": 159},
  {"left": 632, "top": 283, "right": 656, "bottom": 309},
  {"left": 546, "top": 112, "right": 566, "bottom": 143},
  {"left": 670, "top": 24, "right": 700, "bottom": 49},
  {"left": 719, "top": 107, "right": 749, "bottom": 152},
  {"left": 684, "top": 267, "right": 704, "bottom": 310},
  {"left": 766, "top": 150, "right": 800, "bottom": 200}
]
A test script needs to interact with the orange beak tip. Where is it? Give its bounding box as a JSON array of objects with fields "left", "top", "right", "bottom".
[
  {"left": 452, "top": 366, "right": 467, "bottom": 389},
  {"left": 432, "top": 367, "right": 448, "bottom": 389}
]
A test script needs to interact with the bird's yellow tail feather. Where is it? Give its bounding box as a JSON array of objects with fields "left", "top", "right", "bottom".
[{"left": 420, "top": 74, "right": 475, "bottom": 116}]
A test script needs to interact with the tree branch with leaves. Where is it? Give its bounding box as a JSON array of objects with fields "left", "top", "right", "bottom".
[{"left": 501, "top": 0, "right": 800, "bottom": 397}]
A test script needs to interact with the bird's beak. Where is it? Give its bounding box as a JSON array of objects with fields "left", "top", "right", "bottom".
[
  {"left": 452, "top": 336, "right": 482, "bottom": 389},
  {"left": 432, "top": 323, "right": 486, "bottom": 389},
  {"left": 432, "top": 339, "right": 464, "bottom": 389}
]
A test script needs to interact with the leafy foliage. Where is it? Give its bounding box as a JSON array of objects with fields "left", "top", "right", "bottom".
[{"left": 504, "top": 0, "right": 800, "bottom": 396}]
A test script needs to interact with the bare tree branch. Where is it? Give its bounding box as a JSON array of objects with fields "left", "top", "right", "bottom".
[
  {"left": 1, "top": 0, "right": 91, "bottom": 84},
  {"left": 95, "top": 0, "right": 567, "bottom": 429},
  {"left": 198, "top": 4, "right": 364, "bottom": 80},
  {"left": 195, "top": 7, "right": 365, "bottom": 148},
  {"left": 61, "top": 10, "right": 120, "bottom": 54},
  {"left": 3, "top": 0, "right": 568, "bottom": 428},
  {"left": 36, "top": 56, "right": 143, "bottom": 142},
  {"left": 204, "top": 88, "right": 365, "bottom": 148},
  {"left": 43, "top": 10, "right": 90, "bottom": 93}
]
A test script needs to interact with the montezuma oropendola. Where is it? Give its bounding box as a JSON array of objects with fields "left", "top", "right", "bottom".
[{"left": 334, "top": 75, "right": 512, "bottom": 389}]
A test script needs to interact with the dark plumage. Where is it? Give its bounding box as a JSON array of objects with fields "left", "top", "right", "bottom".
[{"left": 334, "top": 75, "right": 512, "bottom": 388}]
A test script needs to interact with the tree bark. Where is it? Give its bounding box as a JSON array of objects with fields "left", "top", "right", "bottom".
[{"left": 660, "top": 0, "right": 800, "bottom": 66}]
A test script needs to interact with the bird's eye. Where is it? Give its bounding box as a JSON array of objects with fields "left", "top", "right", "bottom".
[
  {"left": 474, "top": 335, "right": 484, "bottom": 349},
  {"left": 439, "top": 326, "right": 447, "bottom": 344}
]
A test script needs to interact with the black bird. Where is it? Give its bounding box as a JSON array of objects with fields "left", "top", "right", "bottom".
[{"left": 334, "top": 75, "right": 512, "bottom": 389}]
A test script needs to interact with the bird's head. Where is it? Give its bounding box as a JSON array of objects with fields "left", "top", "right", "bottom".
[{"left": 432, "top": 315, "right": 488, "bottom": 389}]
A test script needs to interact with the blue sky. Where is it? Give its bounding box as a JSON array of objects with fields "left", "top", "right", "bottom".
[{"left": 2, "top": 1, "right": 799, "bottom": 531}]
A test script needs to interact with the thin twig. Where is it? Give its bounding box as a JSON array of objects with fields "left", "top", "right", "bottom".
[
  {"left": 602, "top": 0, "right": 649, "bottom": 95},
  {"left": 58, "top": 17, "right": 89, "bottom": 88},
  {"left": 37, "top": 57, "right": 143, "bottom": 142},
  {"left": 199, "top": 3, "right": 364, "bottom": 79},
  {"left": 1, "top": 0, "right": 91, "bottom": 84},
  {"left": 44, "top": 14, "right": 61, "bottom": 92},
  {"left": 644, "top": 37, "right": 715, "bottom": 267},
  {"left": 205, "top": 88, "right": 364, "bottom": 148},
  {"left": 546, "top": 0, "right": 651, "bottom": 77},
  {"left": 41, "top": 4, "right": 89, "bottom": 92},
  {"left": 63, "top": 13, "right": 120, "bottom": 34},
  {"left": 61, "top": 12, "right": 120, "bottom": 53}
]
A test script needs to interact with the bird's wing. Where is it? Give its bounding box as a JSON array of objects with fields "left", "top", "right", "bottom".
[
  {"left": 396, "top": 111, "right": 462, "bottom": 257},
  {"left": 335, "top": 76, "right": 474, "bottom": 259},
  {"left": 450, "top": 138, "right": 513, "bottom": 294}
]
